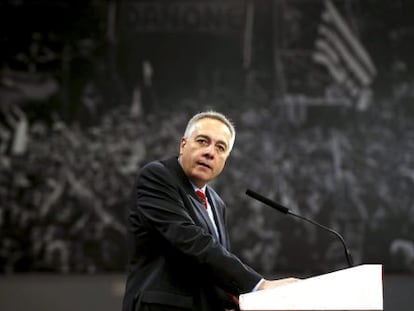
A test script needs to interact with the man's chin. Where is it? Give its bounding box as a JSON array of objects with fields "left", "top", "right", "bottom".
[{"left": 191, "top": 173, "right": 212, "bottom": 187}]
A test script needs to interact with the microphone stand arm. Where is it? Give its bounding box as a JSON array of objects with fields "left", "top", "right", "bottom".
[{"left": 288, "top": 211, "right": 354, "bottom": 268}]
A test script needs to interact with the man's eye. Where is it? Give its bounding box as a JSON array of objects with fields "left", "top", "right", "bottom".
[
  {"left": 197, "top": 138, "right": 208, "bottom": 145},
  {"left": 216, "top": 145, "right": 226, "bottom": 153}
]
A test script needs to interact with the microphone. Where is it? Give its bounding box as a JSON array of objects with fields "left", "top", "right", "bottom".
[{"left": 245, "top": 189, "right": 354, "bottom": 267}]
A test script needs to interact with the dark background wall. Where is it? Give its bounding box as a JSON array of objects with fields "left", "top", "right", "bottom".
[{"left": 0, "top": 0, "right": 413, "bottom": 308}]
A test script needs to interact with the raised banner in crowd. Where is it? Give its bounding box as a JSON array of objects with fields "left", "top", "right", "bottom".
[{"left": 120, "top": 1, "right": 244, "bottom": 34}]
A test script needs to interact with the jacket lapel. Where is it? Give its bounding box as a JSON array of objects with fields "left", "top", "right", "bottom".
[
  {"left": 206, "top": 188, "right": 230, "bottom": 247},
  {"left": 160, "top": 157, "right": 223, "bottom": 243},
  {"left": 189, "top": 194, "right": 221, "bottom": 242}
]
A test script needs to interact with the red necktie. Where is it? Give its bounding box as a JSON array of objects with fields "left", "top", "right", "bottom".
[{"left": 195, "top": 190, "right": 208, "bottom": 210}]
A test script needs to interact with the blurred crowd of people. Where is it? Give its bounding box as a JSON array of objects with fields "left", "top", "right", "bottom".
[{"left": 1, "top": 96, "right": 414, "bottom": 275}]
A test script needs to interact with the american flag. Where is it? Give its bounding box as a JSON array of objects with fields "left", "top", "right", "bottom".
[{"left": 313, "top": 0, "right": 377, "bottom": 110}]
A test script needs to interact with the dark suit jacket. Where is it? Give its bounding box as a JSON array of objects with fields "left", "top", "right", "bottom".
[{"left": 122, "top": 157, "right": 262, "bottom": 311}]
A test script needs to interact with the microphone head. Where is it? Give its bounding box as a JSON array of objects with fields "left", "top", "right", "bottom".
[{"left": 245, "top": 189, "right": 289, "bottom": 214}]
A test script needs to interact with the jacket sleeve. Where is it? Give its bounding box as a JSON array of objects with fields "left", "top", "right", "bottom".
[{"left": 130, "top": 161, "right": 262, "bottom": 295}]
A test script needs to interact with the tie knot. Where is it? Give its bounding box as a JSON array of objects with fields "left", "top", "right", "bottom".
[{"left": 195, "top": 190, "right": 208, "bottom": 210}]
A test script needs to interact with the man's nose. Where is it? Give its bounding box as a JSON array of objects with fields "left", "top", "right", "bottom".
[{"left": 203, "top": 144, "right": 215, "bottom": 158}]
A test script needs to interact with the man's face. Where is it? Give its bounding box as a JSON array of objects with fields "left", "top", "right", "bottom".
[{"left": 179, "top": 118, "right": 232, "bottom": 188}]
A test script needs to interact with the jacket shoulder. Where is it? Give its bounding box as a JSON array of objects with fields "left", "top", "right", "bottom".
[{"left": 137, "top": 158, "right": 186, "bottom": 192}]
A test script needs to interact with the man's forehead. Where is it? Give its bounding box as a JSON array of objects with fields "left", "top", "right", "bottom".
[
  {"left": 194, "top": 123, "right": 230, "bottom": 138},
  {"left": 194, "top": 118, "right": 231, "bottom": 134}
]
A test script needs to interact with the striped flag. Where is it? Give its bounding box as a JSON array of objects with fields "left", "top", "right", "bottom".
[{"left": 312, "top": 0, "right": 377, "bottom": 110}]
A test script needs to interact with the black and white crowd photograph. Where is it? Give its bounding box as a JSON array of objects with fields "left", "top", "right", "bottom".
[{"left": 1, "top": 0, "right": 413, "bottom": 310}]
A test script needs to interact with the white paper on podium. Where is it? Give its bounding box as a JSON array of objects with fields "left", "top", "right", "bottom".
[{"left": 239, "top": 264, "right": 383, "bottom": 311}]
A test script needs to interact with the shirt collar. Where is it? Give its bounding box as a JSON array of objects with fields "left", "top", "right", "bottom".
[{"left": 190, "top": 181, "right": 206, "bottom": 193}]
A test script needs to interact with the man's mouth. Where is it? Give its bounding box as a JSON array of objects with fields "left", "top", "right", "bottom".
[{"left": 196, "top": 161, "right": 212, "bottom": 170}]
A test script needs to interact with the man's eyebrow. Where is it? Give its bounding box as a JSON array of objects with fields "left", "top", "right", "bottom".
[{"left": 195, "top": 134, "right": 209, "bottom": 140}]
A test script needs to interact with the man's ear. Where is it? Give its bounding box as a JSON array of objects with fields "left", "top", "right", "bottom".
[{"left": 179, "top": 137, "right": 187, "bottom": 155}]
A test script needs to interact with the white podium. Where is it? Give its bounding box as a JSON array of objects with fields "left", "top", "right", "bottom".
[{"left": 239, "top": 264, "right": 383, "bottom": 311}]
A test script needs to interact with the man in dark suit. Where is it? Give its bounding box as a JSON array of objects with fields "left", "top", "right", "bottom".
[{"left": 122, "top": 111, "right": 296, "bottom": 311}]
